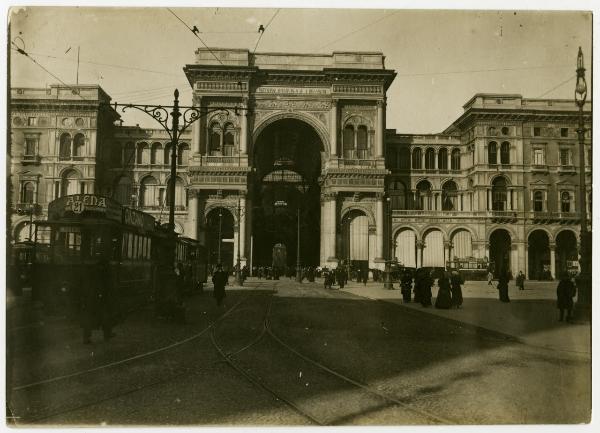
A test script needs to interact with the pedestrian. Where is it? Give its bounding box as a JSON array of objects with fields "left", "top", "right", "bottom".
[
  {"left": 82, "top": 259, "right": 116, "bottom": 344},
  {"left": 400, "top": 270, "right": 412, "bottom": 303},
  {"left": 212, "top": 263, "right": 228, "bottom": 307},
  {"left": 497, "top": 267, "right": 510, "bottom": 303},
  {"left": 420, "top": 270, "right": 433, "bottom": 307},
  {"left": 413, "top": 269, "right": 423, "bottom": 304},
  {"left": 487, "top": 270, "right": 494, "bottom": 286},
  {"left": 450, "top": 270, "right": 464, "bottom": 308},
  {"left": 516, "top": 271, "right": 525, "bottom": 290},
  {"left": 435, "top": 272, "right": 453, "bottom": 309},
  {"left": 556, "top": 272, "right": 576, "bottom": 322}
]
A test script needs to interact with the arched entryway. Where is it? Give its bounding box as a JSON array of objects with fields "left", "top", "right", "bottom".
[
  {"left": 206, "top": 207, "right": 235, "bottom": 271},
  {"left": 556, "top": 230, "right": 578, "bottom": 276},
  {"left": 252, "top": 118, "right": 322, "bottom": 268},
  {"left": 422, "top": 229, "right": 444, "bottom": 268},
  {"left": 528, "top": 230, "right": 551, "bottom": 280},
  {"left": 489, "top": 229, "right": 511, "bottom": 276},
  {"left": 341, "top": 209, "right": 370, "bottom": 272},
  {"left": 394, "top": 228, "right": 416, "bottom": 268},
  {"left": 450, "top": 229, "right": 473, "bottom": 262}
]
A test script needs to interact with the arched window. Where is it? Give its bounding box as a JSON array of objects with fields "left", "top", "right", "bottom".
[
  {"left": 438, "top": 148, "right": 448, "bottom": 170},
  {"left": 399, "top": 147, "right": 411, "bottom": 169},
  {"left": 561, "top": 191, "right": 571, "bottom": 213},
  {"left": 140, "top": 176, "right": 159, "bottom": 208},
  {"left": 178, "top": 143, "right": 190, "bottom": 165},
  {"left": 356, "top": 125, "right": 368, "bottom": 158},
  {"left": 442, "top": 180, "right": 458, "bottom": 211},
  {"left": 223, "top": 123, "right": 235, "bottom": 156},
  {"left": 73, "top": 133, "right": 85, "bottom": 158},
  {"left": 416, "top": 180, "right": 432, "bottom": 210},
  {"left": 491, "top": 176, "right": 508, "bottom": 211},
  {"left": 124, "top": 142, "right": 135, "bottom": 167},
  {"left": 137, "top": 142, "right": 149, "bottom": 165},
  {"left": 533, "top": 191, "right": 544, "bottom": 212},
  {"left": 488, "top": 141, "right": 498, "bottom": 165},
  {"left": 61, "top": 169, "right": 80, "bottom": 197},
  {"left": 451, "top": 148, "right": 461, "bottom": 170},
  {"left": 425, "top": 148, "right": 435, "bottom": 170},
  {"left": 59, "top": 133, "right": 71, "bottom": 160},
  {"left": 500, "top": 142, "right": 510, "bottom": 165},
  {"left": 167, "top": 177, "right": 185, "bottom": 209},
  {"left": 209, "top": 122, "right": 221, "bottom": 155},
  {"left": 21, "top": 182, "right": 35, "bottom": 204},
  {"left": 114, "top": 176, "right": 132, "bottom": 206},
  {"left": 389, "top": 180, "right": 407, "bottom": 210},
  {"left": 151, "top": 142, "right": 162, "bottom": 165},
  {"left": 164, "top": 143, "right": 172, "bottom": 165},
  {"left": 412, "top": 148, "right": 422, "bottom": 169},
  {"left": 343, "top": 125, "right": 355, "bottom": 158}
]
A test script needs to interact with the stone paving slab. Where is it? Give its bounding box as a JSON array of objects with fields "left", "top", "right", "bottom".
[{"left": 340, "top": 280, "right": 591, "bottom": 357}]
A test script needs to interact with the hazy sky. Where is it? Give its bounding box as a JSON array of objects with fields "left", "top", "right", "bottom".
[{"left": 9, "top": 4, "right": 592, "bottom": 133}]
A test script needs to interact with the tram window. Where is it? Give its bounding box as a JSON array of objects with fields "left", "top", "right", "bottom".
[
  {"left": 147, "top": 238, "right": 152, "bottom": 259},
  {"left": 66, "top": 232, "right": 81, "bottom": 252},
  {"left": 90, "top": 234, "right": 104, "bottom": 258},
  {"left": 122, "top": 233, "right": 128, "bottom": 258},
  {"left": 138, "top": 235, "right": 143, "bottom": 259}
]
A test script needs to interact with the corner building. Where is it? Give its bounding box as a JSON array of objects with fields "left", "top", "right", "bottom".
[{"left": 9, "top": 50, "right": 591, "bottom": 279}]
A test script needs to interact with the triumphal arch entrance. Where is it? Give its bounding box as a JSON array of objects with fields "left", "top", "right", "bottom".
[{"left": 183, "top": 49, "right": 396, "bottom": 271}]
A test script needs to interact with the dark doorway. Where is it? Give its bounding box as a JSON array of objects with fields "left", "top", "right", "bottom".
[
  {"left": 252, "top": 119, "right": 322, "bottom": 268},
  {"left": 528, "top": 230, "right": 551, "bottom": 280},
  {"left": 206, "top": 207, "right": 234, "bottom": 272},
  {"left": 556, "top": 230, "right": 578, "bottom": 276},
  {"left": 489, "top": 229, "right": 511, "bottom": 276}
]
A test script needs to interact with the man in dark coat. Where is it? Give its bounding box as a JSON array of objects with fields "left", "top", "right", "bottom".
[
  {"left": 450, "top": 270, "right": 464, "bottom": 308},
  {"left": 516, "top": 271, "right": 525, "bottom": 290},
  {"left": 556, "top": 272, "right": 576, "bottom": 322},
  {"left": 336, "top": 266, "right": 347, "bottom": 289},
  {"left": 212, "top": 264, "right": 228, "bottom": 307},
  {"left": 435, "top": 272, "right": 453, "bottom": 309},
  {"left": 400, "top": 270, "right": 413, "bottom": 303},
  {"left": 421, "top": 271, "right": 433, "bottom": 307},
  {"left": 413, "top": 269, "right": 423, "bottom": 304},
  {"left": 82, "top": 259, "right": 116, "bottom": 344},
  {"left": 497, "top": 267, "right": 511, "bottom": 303}
]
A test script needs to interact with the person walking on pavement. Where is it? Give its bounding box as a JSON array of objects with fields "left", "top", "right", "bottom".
[
  {"left": 516, "top": 271, "right": 525, "bottom": 290},
  {"left": 556, "top": 272, "right": 576, "bottom": 322},
  {"left": 400, "top": 270, "right": 413, "bottom": 303},
  {"left": 212, "top": 263, "right": 228, "bottom": 307},
  {"left": 336, "top": 265, "right": 346, "bottom": 289},
  {"left": 487, "top": 270, "right": 494, "bottom": 286},
  {"left": 497, "top": 266, "right": 511, "bottom": 303},
  {"left": 435, "top": 272, "right": 453, "bottom": 309},
  {"left": 82, "top": 259, "right": 116, "bottom": 344},
  {"left": 420, "top": 270, "right": 433, "bottom": 307},
  {"left": 450, "top": 270, "right": 464, "bottom": 308}
]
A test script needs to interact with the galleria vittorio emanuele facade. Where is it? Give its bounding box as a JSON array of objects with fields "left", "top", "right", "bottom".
[{"left": 9, "top": 48, "right": 592, "bottom": 279}]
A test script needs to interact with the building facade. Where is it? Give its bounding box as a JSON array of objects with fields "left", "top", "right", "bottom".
[{"left": 8, "top": 50, "right": 592, "bottom": 279}]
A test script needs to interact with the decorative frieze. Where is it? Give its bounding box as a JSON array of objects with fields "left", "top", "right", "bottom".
[
  {"left": 333, "top": 84, "right": 382, "bottom": 94},
  {"left": 254, "top": 99, "right": 331, "bottom": 111},
  {"left": 196, "top": 81, "right": 248, "bottom": 91}
]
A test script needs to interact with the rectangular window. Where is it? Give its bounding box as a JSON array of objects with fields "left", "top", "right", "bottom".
[
  {"left": 66, "top": 232, "right": 82, "bottom": 252},
  {"left": 533, "top": 127, "right": 541, "bottom": 137},
  {"left": 560, "top": 128, "right": 569, "bottom": 137},
  {"left": 27, "top": 117, "right": 37, "bottom": 126},
  {"left": 24, "top": 138, "right": 37, "bottom": 156},
  {"left": 560, "top": 149, "right": 571, "bottom": 166},
  {"left": 533, "top": 148, "right": 545, "bottom": 165}
]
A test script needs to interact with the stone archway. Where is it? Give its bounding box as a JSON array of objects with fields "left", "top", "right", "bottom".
[
  {"left": 490, "top": 229, "right": 511, "bottom": 276},
  {"left": 528, "top": 230, "right": 551, "bottom": 280},
  {"left": 252, "top": 118, "right": 322, "bottom": 269},
  {"left": 206, "top": 207, "right": 235, "bottom": 271}
]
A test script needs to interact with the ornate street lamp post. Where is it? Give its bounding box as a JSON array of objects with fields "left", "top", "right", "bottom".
[{"left": 574, "top": 47, "right": 591, "bottom": 320}]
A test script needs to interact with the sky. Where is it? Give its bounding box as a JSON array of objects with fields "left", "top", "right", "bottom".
[{"left": 7, "top": 2, "right": 593, "bottom": 133}]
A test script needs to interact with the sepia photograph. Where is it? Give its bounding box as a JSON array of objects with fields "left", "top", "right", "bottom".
[{"left": 4, "top": 1, "right": 595, "bottom": 428}]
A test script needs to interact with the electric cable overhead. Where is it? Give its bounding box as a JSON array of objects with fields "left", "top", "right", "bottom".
[
  {"left": 252, "top": 9, "right": 281, "bottom": 55},
  {"left": 316, "top": 10, "right": 399, "bottom": 51},
  {"left": 166, "top": 8, "right": 225, "bottom": 66},
  {"left": 536, "top": 74, "right": 576, "bottom": 99},
  {"left": 397, "top": 64, "right": 573, "bottom": 78}
]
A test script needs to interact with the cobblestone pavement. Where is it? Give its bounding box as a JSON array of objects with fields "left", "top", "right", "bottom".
[{"left": 6, "top": 278, "right": 591, "bottom": 426}]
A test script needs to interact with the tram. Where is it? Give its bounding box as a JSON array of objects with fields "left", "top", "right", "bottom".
[{"left": 33, "top": 194, "right": 207, "bottom": 315}]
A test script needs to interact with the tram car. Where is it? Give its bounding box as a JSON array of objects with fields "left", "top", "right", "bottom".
[
  {"left": 8, "top": 241, "right": 36, "bottom": 295},
  {"left": 33, "top": 194, "right": 207, "bottom": 316},
  {"left": 176, "top": 236, "right": 208, "bottom": 293}
]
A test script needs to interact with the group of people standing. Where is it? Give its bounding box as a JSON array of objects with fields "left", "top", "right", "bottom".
[{"left": 400, "top": 269, "right": 464, "bottom": 309}]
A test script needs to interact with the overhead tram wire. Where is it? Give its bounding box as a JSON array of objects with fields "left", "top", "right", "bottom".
[
  {"left": 316, "top": 10, "right": 400, "bottom": 51},
  {"left": 166, "top": 8, "right": 225, "bottom": 66},
  {"left": 535, "top": 73, "right": 576, "bottom": 99},
  {"left": 252, "top": 9, "right": 281, "bottom": 55}
]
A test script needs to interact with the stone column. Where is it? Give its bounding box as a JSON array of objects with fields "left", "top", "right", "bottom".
[
  {"left": 447, "top": 151, "right": 452, "bottom": 170},
  {"left": 192, "top": 96, "right": 202, "bottom": 154},
  {"left": 524, "top": 242, "right": 529, "bottom": 278},
  {"left": 239, "top": 194, "right": 246, "bottom": 263},
  {"left": 549, "top": 243, "right": 556, "bottom": 280},
  {"left": 416, "top": 240, "right": 424, "bottom": 268},
  {"left": 376, "top": 100, "right": 385, "bottom": 158},
  {"left": 487, "top": 189, "right": 493, "bottom": 210},
  {"left": 330, "top": 99, "right": 338, "bottom": 159},
  {"left": 320, "top": 198, "right": 326, "bottom": 264},
  {"left": 444, "top": 241, "right": 452, "bottom": 268},
  {"left": 328, "top": 194, "right": 338, "bottom": 262},
  {"left": 240, "top": 98, "right": 248, "bottom": 155},
  {"left": 187, "top": 191, "right": 198, "bottom": 240},
  {"left": 376, "top": 193, "right": 384, "bottom": 260}
]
